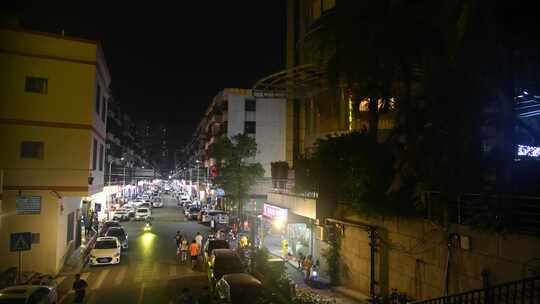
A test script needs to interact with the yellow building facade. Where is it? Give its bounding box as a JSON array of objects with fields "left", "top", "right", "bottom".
[{"left": 0, "top": 27, "right": 110, "bottom": 275}]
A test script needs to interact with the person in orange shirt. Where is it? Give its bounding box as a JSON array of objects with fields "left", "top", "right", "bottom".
[{"left": 189, "top": 240, "right": 200, "bottom": 269}]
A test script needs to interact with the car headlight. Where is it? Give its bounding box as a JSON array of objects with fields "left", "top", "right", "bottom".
[
  {"left": 90, "top": 254, "right": 96, "bottom": 258},
  {"left": 113, "top": 252, "right": 120, "bottom": 257}
]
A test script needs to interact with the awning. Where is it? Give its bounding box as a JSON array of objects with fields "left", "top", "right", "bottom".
[{"left": 252, "top": 64, "right": 329, "bottom": 99}]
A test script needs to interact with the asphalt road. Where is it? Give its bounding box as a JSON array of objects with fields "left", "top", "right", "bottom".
[{"left": 58, "top": 194, "right": 211, "bottom": 304}]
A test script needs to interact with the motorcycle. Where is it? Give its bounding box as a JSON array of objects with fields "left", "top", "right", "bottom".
[{"left": 143, "top": 222, "right": 152, "bottom": 232}]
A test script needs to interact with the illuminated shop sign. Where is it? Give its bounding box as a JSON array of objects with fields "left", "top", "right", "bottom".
[
  {"left": 263, "top": 203, "right": 288, "bottom": 220},
  {"left": 517, "top": 144, "right": 540, "bottom": 158}
]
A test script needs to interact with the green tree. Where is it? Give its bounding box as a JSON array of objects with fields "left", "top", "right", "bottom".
[{"left": 211, "top": 134, "right": 264, "bottom": 217}]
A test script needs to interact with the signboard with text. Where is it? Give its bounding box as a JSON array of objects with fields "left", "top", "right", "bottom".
[
  {"left": 263, "top": 203, "right": 288, "bottom": 220},
  {"left": 16, "top": 196, "right": 42, "bottom": 215}
]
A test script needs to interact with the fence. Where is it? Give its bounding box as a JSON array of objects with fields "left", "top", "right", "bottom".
[{"left": 412, "top": 276, "right": 540, "bottom": 304}]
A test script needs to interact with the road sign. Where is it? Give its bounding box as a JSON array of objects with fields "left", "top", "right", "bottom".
[{"left": 10, "top": 232, "right": 32, "bottom": 252}]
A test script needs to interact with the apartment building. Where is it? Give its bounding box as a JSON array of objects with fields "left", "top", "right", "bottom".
[{"left": 0, "top": 27, "right": 110, "bottom": 274}]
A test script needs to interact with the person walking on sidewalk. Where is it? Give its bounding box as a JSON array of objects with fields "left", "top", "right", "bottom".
[
  {"left": 180, "top": 236, "right": 189, "bottom": 263},
  {"left": 195, "top": 232, "right": 203, "bottom": 255},
  {"left": 190, "top": 240, "right": 200, "bottom": 270},
  {"left": 175, "top": 231, "right": 182, "bottom": 248},
  {"left": 72, "top": 273, "right": 88, "bottom": 304}
]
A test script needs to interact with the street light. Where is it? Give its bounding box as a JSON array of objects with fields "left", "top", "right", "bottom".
[{"left": 109, "top": 157, "right": 124, "bottom": 186}]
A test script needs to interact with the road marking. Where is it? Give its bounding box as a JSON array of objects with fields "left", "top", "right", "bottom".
[
  {"left": 169, "top": 264, "right": 176, "bottom": 277},
  {"left": 137, "top": 282, "right": 146, "bottom": 304},
  {"left": 115, "top": 266, "right": 127, "bottom": 285},
  {"left": 93, "top": 268, "right": 109, "bottom": 290}
]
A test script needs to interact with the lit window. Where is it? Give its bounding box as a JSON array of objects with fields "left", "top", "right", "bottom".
[{"left": 25, "top": 77, "right": 48, "bottom": 94}]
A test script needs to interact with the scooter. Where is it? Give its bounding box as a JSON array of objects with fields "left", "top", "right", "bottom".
[{"left": 143, "top": 222, "right": 152, "bottom": 232}]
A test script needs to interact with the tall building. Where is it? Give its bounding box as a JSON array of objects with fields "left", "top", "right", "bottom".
[{"left": 0, "top": 27, "right": 110, "bottom": 274}]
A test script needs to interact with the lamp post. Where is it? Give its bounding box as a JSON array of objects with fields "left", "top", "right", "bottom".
[{"left": 109, "top": 157, "right": 124, "bottom": 186}]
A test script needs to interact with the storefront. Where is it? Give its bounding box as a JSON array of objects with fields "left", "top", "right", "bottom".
[{"left": 261, "top": 203, "right": 314, "bottom": 260}]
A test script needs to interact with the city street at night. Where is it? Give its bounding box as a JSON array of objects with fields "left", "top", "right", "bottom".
[{"left": 56, "top": 195, "right": 210, "bottom": 304}]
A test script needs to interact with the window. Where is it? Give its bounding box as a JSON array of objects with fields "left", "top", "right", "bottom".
[
  {"left": 244, "top": 121, "right": 256, "bottom": 134},
  {"left": 99, "top": 143, "right": 104, "bottom": 171},
  {"left": 20, "top": 141, "right": 44, "bottom": 159},
  {"left": 96, "top": 85, "right": 101, "bottom": 115},
  {"left": 245, "top": 99, "right": 256, "bottom": 111},
  {"left": 24, "top": 77, "right": 48, "bottom": 94},
  {"left": 92, "top": 139, "right": 97, "bottom": 170},
  {"left": 101, "top": 97, "right": 107, "bottom": 122}
]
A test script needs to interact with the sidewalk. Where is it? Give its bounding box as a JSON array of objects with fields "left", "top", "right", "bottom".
[{"left": 281, "top": 256, "right": 367, "bottom": 304}]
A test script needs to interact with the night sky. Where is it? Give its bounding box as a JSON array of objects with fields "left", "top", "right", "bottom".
[{"left": 2, "top": 1, "right": 286, "bottom": 146}]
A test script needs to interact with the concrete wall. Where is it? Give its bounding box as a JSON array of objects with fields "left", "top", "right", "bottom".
[
  {"left": 0, "top": 191, "right": 59, "bottom": 274},
  {"left": 255, "top": 98, "right": 286, "bottom": 178},
  {"left": 335, "top": 211, "right": 540, "bottom": 300}
]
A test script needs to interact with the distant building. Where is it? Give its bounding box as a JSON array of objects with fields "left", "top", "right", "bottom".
[
  {"left": 188, "top": 88, "right": 287, "bottom": 197},
  {"left": 0, "top": 27, "right": 110, "bottom": 274}
]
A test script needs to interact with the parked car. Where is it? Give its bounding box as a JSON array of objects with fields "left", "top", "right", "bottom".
[
  {"left": 204, "top": 239, "right": 230, "bottom": 265},
  {"left": 112, "top": 210, "right": 129, "bottom": 221},
  {"left": 214, "top": 273, "right": 263, "bottom": 304},
  {"left": 0, "top": 285, "right": 58, "bottom": 304},
  {"left": 203, "top": 210, "right": 229, "bottom": 225},
  {"left": 139, "top": 202, "right": 152, "bottom": 209},
  {"left": 105, "top": 227, "right": 128, "bottom": 249},
  {"left": 187, "top": 207, "right": 201, "bottom": 220},
  {"left": 120, "top": 206, "right": 136, "bottom": 217},
  {"left": 152, "top": 197, "right": 164, "bottom": 208},
  {"left": 90, "top": 237, "right": 121, "bottom": 266},
  {"left": 135, "top": 208, "right": 151, "bottom": 221},
  {"left": 100, "top": 221, "right": 121, "bottom": 236},
  {"left": 208, "top": 249, "right": 245, "bottom": 288}
]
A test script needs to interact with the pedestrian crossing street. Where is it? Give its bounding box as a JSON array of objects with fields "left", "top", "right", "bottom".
[{"left": 56, "top": 262, "right": 195, "bottom": 291}]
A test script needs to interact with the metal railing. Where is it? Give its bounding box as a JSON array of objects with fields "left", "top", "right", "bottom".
[{"left": 412, "top": 276, "right": 540, "bottom": 304}]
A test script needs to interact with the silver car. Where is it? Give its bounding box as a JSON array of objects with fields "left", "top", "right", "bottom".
[{"left": 0, "top": 285, "right": 58, "bottom": 304}]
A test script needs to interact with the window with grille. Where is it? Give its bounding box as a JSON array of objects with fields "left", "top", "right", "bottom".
[
  {"left": 24, "top": 77, "right": 48, "bottom": 94},
  {"left": 99, "top": 143, "right": 104, "bottom": 171},
  {"left": 244, "top": 121, "right": 256, "bottom": 134},
  {"left": 245, "top": 99, "right": 256, "bottom": 111},
  {"left": 96, "top": 85, "right": 101, "bottom": 115},
  {"left": 92, "top": 139, "right": 98, "bottom": 170},
  {"left": 20, "top": 141, "right": 44, "bottom": 159}
]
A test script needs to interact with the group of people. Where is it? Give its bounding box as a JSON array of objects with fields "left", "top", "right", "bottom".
[
  {"left": 175, "top": 231, "right": 204, "bottom": 269},
  {"left": 297, "top": 253, "right": 319, "bottom": 282}
]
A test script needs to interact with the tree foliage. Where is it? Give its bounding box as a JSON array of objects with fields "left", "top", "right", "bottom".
[{"left": 211, "top": 134, "right": 264, "bottom": 215}]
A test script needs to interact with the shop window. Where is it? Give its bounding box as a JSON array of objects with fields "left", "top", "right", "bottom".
[
  {"left": 24, "top": 77, "right": 48, "bottom": 94},
  {"left": 20, "top": 141, "right": 44, "bottom": 159}
]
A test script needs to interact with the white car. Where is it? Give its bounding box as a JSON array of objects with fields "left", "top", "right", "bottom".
[
  {"left": 135, "top": 207, "right": 151, "bottom": 220},
  {"left": 90, "top": 237, "right": 121, "bottom": 266},
  {"left": 0, "top": 285, "right": 58, "bottom": 304},
  {"left": 112, "top": 210, "right": 129, "bottom": 221},
  {"left": 152, "top": 200, "right": 164, "bottom": 208}
]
